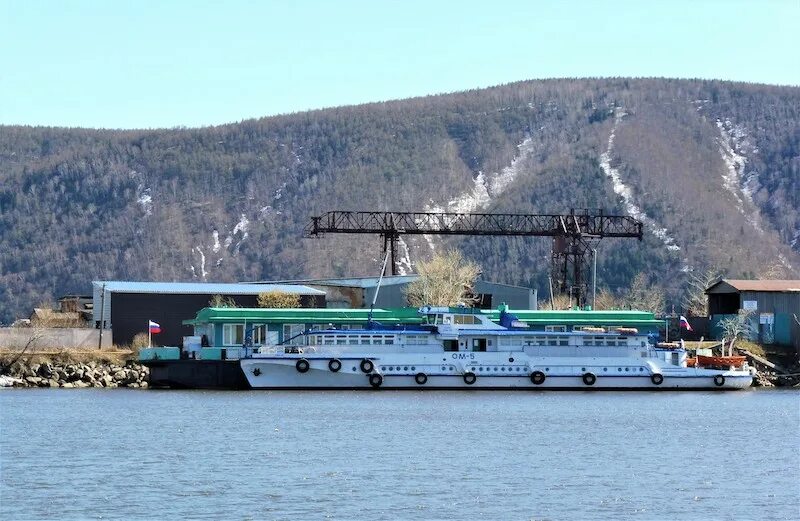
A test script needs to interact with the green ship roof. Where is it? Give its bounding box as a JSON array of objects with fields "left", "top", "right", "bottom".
[{"left": 184, "top": 306, "right": 663, "bottom": 329}]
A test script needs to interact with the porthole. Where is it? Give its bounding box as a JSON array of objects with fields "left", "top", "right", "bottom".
[
  {"left": 509, "top": 357, "right": 515, "bottom": 362},
  {"left": 625, "top": 367, "right": 629, "bottom": 372},
  {"left": 352, "top": 367, "right": 357, "bottom": 372},
  {"left": 403, "top": 366, "right": 408, "bottom": 371},
  {"left": 381, "top": 366, "right": 385, "bottom": 371},
  {"left": 516, "top": 367, "right": 521, "bottom": 372},
  {"left": 618, "top": 368, "right": 622, "bottom": 372},
  {"left": 582, "top": 367, "right": 586, "bottom": 371},
  {"left": 411, "top": 366, "right": 416, "bottom": 371},
  {"left": 501, "top": 367, "right": 506, "bottom": 372},
  {"left": 441, "top": 366, "right": 446, "bottom": 371},
  {"left": 545, "top": 367, "right": 550, "bottom": 371},
  {"left": 639, "top": 367, "right": 644, "bottom": 372}
]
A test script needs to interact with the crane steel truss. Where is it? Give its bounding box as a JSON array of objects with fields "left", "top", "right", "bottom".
[{"left": 304, "top": 210, "right": 643, "bottom": 307}]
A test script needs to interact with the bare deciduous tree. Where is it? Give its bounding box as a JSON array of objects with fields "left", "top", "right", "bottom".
[
  {"left": 257, "top": 291, "right": 300, "bottom": 308},
  {"left": 539, "top": 293, "right": 572, "bottom": 310},
  {"left": 405, "top": 250, "right": 480, "bottom": 307},
  {"left": 719, "top": 310, "right": 757, "bottom": 352},
  {"left": 593, "top": 288, "right": 623, "bottom": 310},
  {"left": 682, "top": 268, "right": 722, "bottom": 316},
  {"left": 625, "top": 273, "right": 665, "bottom": 314},
  {"left": 209, "top": 294, "right": 239, "bottom": 308}
]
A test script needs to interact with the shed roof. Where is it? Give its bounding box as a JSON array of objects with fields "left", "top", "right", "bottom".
[
  {"left": 92, "top": 281, "right": 326, "bottom": 296},
  {"left": 253, "top": 275, "right": 533, "bottom": 290},
  {"left": 706, "top": 279, "right": 800, "bottom": 294},
  {"left": 252, "top": 275, "right": 420, "bottom": 288}
]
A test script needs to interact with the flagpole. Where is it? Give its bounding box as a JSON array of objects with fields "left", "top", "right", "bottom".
[{"left": 149, "top": 321, "right": 152, "bottom": 348}]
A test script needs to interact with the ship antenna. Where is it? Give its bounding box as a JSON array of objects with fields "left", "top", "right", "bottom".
[{"left": 368, "top": 248, "right": 391, "bottom": 325}]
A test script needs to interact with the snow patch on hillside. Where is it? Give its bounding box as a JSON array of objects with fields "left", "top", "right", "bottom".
[
  {"left": 420, "top": 136, "right": 535, "bottom": 254},
  {"left": 211, "top": 230, "right": 221, "bottom": 253},
  {"left": 716, "top": 119, "right": 762, "bottom": 232},
  {"left": 599, "top": 109, "right": 681, "bottom": 252},
  {"left": 396, "top": 237, "right": 413, "bottom": 275},
  {"left": 428, "top": 137, "right": 535, "bottom": 215},
  {"left": 792, "top": 229, "right": 800, "bottom": 250},
  {"left": 193, "top": 247, "right": 208, "bottom": 280},
  {"left": 136, "top": 187, "right": 153, "bottom": 216},
  {"left": 231, "top": 214, "right": 249, "bottom": 254}
]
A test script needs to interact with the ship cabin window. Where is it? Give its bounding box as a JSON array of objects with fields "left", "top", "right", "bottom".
[
  {"left": 443, "top": 340, "right": 458, "bottom": 352},
  {"left": 472, "top": 338, "right": 487, "bottom": 352},
  {"left": 404, "top": 335, "right": 427, "bottom": 346},
  {"left": 454, "top": 315, "right": 479, "bottom": 325},
  {"left": 283, "top": 324, "right": 304, "bottom": 343},
  {"left": 222, "top": 324, "right": 244, "bottom": 346},
  {"left": 545, "top": 325, "right": 567, "bottom": 332},
  {"left": 250, "top": 325, "right": 266, "bottom": 345}
]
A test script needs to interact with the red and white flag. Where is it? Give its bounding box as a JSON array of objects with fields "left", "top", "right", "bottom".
[
  {"left": 148, "top": 320, "right": 161, "bottom": 334},
  {"left": 679, "top": 316, "right": 693, "bottom": 331}
]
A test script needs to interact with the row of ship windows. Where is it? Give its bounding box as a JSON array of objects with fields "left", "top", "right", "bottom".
[
  {"left": 498, "top": 337, "right": 637, "bottom": 347},
  {"left": 311, "top": 335, "right": 396, "bottom": 345}
]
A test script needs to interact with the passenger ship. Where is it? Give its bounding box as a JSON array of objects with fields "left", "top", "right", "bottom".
[{"left": 241, "top": 306, "right": 753, "bottom": 390}]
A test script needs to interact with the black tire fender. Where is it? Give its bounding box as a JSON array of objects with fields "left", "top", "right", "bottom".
[
  {"left": 328, "top": 359, "right": 342, "bottom": 372},
  {"left": 651, "top": 373, "right": 664, "bottom": 385},
  {"left": 530, "top": 371, "right": 546, "bottom": 385},
  {"left": 369, "top": 373, "right": 383, "bottom": 388},
  {"left": 582, "top": 372, "right": 596, "bottom": 386},
  {"left": 463, "top": 372, "right": 477, "bottom": 385},
  {"left": 713, "top": 374, "right": 725, "bottom": 387},
  {"left": 359, "top": 359, "right": 374, "bottom": 373},
  {"left": 414, "top": 372, "right": 427, "bottom": 385},
  {"left": 296, "top": 359, "right": 310, "bottom": 373}
]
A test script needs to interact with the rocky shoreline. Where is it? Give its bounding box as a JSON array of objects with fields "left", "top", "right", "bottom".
[{"left": 0, "top": 359, "right": 149, "bottom": 388}]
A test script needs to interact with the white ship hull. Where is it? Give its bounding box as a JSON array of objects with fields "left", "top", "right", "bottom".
[{"left": 240, "top": 354, "right": 753, "bottom": 390}]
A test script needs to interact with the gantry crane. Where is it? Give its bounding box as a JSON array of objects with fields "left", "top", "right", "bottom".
[{"left": 304, "top": 209, "right": 643, "bottom": 307}]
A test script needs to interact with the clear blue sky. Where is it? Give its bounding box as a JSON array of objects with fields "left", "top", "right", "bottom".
[{"left": 1, "top": 0, "right": 797, "bottom": 129}]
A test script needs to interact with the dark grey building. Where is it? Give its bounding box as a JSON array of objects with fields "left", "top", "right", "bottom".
[
  {"left": 260, "top": 275, "right": 537, "bottom": 310},
  {"left": 92, "top": 281, "right": 326, "bottom": 347},
  {"left": 706, "top": 279, "right": 800, "bottom": 350}
]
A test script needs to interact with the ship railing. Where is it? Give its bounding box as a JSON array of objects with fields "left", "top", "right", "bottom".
[{"left": 256, "top": 345, "right": 320, "bottom": 355}]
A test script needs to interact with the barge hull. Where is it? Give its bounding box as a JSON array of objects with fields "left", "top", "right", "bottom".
[{"left": 144, "top": 360, "right": 250, "bottom": 389}]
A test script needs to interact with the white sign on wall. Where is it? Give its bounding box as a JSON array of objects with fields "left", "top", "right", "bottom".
[
  {"left": 759, "top": 313, "right": 774, "bottom": 325},
  {"left": 742, "top": 300, "right": 758, "bottom": 311}
]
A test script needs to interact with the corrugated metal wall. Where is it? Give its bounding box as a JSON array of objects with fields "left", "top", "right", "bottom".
[
  {"left": 740, "top": 291, "right": 800, "bottom": 314},
  {"left": 364, "top": 281, "right": 536, "bottom": 309}
]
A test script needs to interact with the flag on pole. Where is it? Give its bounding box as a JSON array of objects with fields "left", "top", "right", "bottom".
[
  {"left": 148, "top": 320, "right": 161, "bottom": 334},
  {"left": 679, "top": 316, "right": 693, "bottom": 331}
]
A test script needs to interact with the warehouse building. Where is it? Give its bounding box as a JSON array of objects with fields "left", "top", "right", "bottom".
[
  {"left": 706, "top": 279, "right": 800, "bottom": 350},
  {"left": 92, "top": 281, "right": 326, "bottom": 346},
  {"left": 260, "top": 275, "right": 537, "bottom": 310}
]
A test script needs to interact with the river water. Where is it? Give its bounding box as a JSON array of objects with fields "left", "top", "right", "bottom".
[{"left": 1, "top": 389, "right": 798, "bottom": 521}]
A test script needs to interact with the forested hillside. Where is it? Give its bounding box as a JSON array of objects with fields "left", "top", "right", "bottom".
[{"left": 1, "top": 78, "right": 798, "bottom": 323}]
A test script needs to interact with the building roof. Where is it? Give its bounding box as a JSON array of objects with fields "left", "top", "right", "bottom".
[
  {"left": 252, "top": 275, "right": 533, "bottom": 290},
  {"left": 252, "top": 275, "right": 420, "bottom": 288},
  {"left": 92, "top": 281, "right": 326, "bottom": 296},
  {"left": 706, "top": 279, "right": 800, "bottom": 294}
]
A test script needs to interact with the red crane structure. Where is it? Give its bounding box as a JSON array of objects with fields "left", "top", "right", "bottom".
[{"left": 304, "top": 209, "right": 643, "bottom": 307}]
